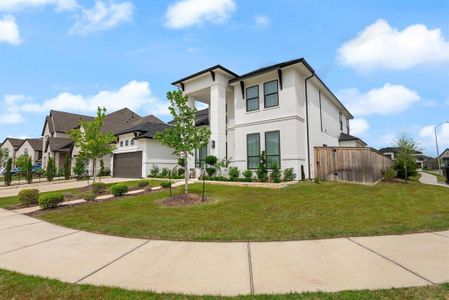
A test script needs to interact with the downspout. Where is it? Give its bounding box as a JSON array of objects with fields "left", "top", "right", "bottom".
[{"left": 304, "top": 72, "right": 315, "bottom": 180}]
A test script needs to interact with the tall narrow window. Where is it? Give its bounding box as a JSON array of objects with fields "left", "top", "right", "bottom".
[
  {"left": 319, "top": 91, "right": 323, "bottom": 132},
  {"left": 196, "top": 144, "right": 207, "bottom": 168},
  {"left": 339, "top": 112, "right": 343, "bottom": 131},
  {"left": 264, "top": 80, "right": 279, "bottom": 108},
  {"left": 24, "top": 148, "right": 29, "bottom": 156},
  {"left": 247, "top": 133, "right": 260, "bottom": 169},
  {"left": 265, "top": 131, "right": 280, "bottom": 167},
  {"left": 346, "top": 118, "right": 350, "bottom": 134},
  {"left": 246, "top": 86, "right": 259, "bottom": 112}
]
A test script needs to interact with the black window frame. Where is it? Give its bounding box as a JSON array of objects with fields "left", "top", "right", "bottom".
[
  {"left": 264, "top": 80, "right": 279, "bottom": 108},
  {"left": 196, "top": 144, "right": 208, "bottom": 168},
  {"left": 265, "top": 130, "right": 281, "bottom": 168},
  {"left": 131, "top": 139, "right": 135, "bottom": 146},
  {"left": 247, "top": 133, "right": 260, "bottom": 169},
  {"left": 346, "top": 118, "right": 350, "bottom": 134},
  {"left": 339, "top": 112, "right": 343, "bottom": 131},
  {"left": 125, "top": 140, "right": 129, "bottom": 147},
  {"left": 246, "top": 85, "right": 259, "bottom": 112},
  {"left": 119, "top": 141, "right": 123, "bottom": 147}
]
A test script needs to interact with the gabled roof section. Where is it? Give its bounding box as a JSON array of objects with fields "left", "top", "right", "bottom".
[
  {"left": 1, "top": 138, "right": 25, "bottom": 150},
  {"left": 339, "top": 133, "right": 367, "bottom": 146},
  {"left": 117, "top": 122, "right": 170, "bottom": 139},
  {"left": 102, "top": 108, "right": 142, "bottom": 135},
  {"left": 50, "top": 110, "right": 94, "bottom": 134},
  {"left": 172, "top": 65, "right": 238, "bottom": 85},
  {"left": 131, "top": 114, "right": 165, "bottom": 126},
  {"left": 24, "top": 138, "right": 43, "bottom": 152},
  {"left": 168, "top": 108, "right": 209, "bottom": 127},
  {"left": 47, "top": 137, "right": 73, "bottom": 153}
]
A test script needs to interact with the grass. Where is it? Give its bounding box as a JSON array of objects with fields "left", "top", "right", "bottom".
[
  {"left": 38, "top": 180, "right": 449, "bottom": 241},
  {"left": 0, "top": 179, "right": 165, "bottom": 208},
  {"left": 0, "top": 269, "right": 448, "bottom": 300}
]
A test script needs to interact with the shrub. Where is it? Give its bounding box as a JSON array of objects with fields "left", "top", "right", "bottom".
[
  {"left": 63, "top": 155, "right": 71, "bottom": 180},
  {"left": 229, "top": 167, "right": 240, "bottom": 181},
  {"left": 137, "top": 179, "right": 150, "bottom": 188},
  {"left": 150, "top": 165, "right": 160, "bottom": 177},
  {"left": 4, "top": 158, "right": 12, "bottom": 186},
  {"left": 39, "top": 192, "right": 64, "bottom": 209},
  {"left": 160, "top": 181, "right": 172, "bottom": 188},
  {"left": 98, "top": 159, "right": 105, "bottom": 177},
  {"left": 178, "top": 157, "right": 185, "bottom": 167},
  {"left": 46, "top": 157, "right": 57, "bottom": 182},
  {"left": 74, "top": 158, "right": 85, "bottom": 178},
  {"left": 90, "top": 182, "right": 107, "bottom": 195},
  {"left": 25, "top": 157, "right": 33, "bottom": 184},
  {"left": 257, "top": 151, "right": 268, "bottom": 182},
  {"left": 160, "top": 168, "right": 169, "bottom": 177},
  {"left": 206, "top": 167, "right": 216, "bottom": 177},
  {"left": 18, "top": 189, "right": 39, "bottom": 205},
  {"left": 215, "top": 175, "right": 227, "bottom": 181},
  {"left": 269, "top": 163, "right": 281, "bottom": 183},
  {"left": 283, "top": 168, "right": 296, "bottom": 182},
  {"left": 83, "top": 192, "right": 96, "bottom": 201},
  {"left": 243, "top": 170, "right": 253, "bottom": 182},
  {"left": 383, "top": 167, "right": 397, "bottom": 182},
  {"left": 395, "top": 160, "right": 417, "bottom": 180},
  {"left": 110, "top": 184, "right": 129, "bottom": 197},
  {"left": 205, "top": 155, "right": 217, "bottom": 166},
  {"left": 177, "top": 167, "right": 185, "bottom": 177},
  {"left": 314, "top": 177, "right": 320, "bottom": 184}
]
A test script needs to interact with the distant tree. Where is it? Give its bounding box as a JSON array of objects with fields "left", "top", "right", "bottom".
[
  {"left": 257, "top": 151, "right": 268, "bottom": 182},
  {"left": 394, "top": 134, "right": 419, "bottom": 181},
  {"left": 63, "top": 155, "right": 71, "bottom": 180},
  {"left": 155, "top": 90, "right": 211, "bottom": 194},
  {"left": 15, "top": 155, "right": 29, "bottom": 170},
  {"left": 98, "top": 159, "right": 105, "bottom": 177},
  {"left": 4, "top": 158, "right": 12, "bottom": 186},
  {"left": 0, "top": 148, "right": 8, "bottom": 167},
  {"left": 25, "top": 157, "right": 33, "bottom": 184},
  {"left": 46, "top": 157, "right": 57, "bottom": 182},
  {"left": 69, "top": 107, "right": 116, "bottom": 182}
]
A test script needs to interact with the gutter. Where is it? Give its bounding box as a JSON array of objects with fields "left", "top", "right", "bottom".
[{"left": 305, "top": 72, "right": 315, "bottom": 180}]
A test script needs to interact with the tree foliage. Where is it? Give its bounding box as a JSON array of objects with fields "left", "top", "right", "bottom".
[
  {"left": 0, "top": 148, "right": 8, "bottom": 166},
  {"left": 63, "top": 155, "right": 71, "bottom": 180},
  {"left": 73, "top": 158, "right": 85, "bottom": 178},
  {"left": 4, "top": 158, "right": 12, "bottom": 186},
  {"left": 394, "top": 134, "right": 418, "bottom": 181},
  {"left": 69, "top": 107, "right": 116, "bottom": 182},
  {"left": 46, "top": 157, "right": 57, "bottom": 182},
  {"left": 25, "top": 157, "right": 33, "bottom": 184},
  {"left": 155, "top": 90, "right": 211, "bottom": 194},
  {"left": 15, "top": 155, "right": 29, "bottom": 170}
]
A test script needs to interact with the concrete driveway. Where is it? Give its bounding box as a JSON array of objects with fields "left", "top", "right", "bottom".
[
  {"left": 1, "top": 208, "right": 449, "bottom": 296},
  {"left": 0, "top": 177, "right": 134, "bottom": 198},
  {"left": 419, "top": 172, "right": 449, "bottom": 188}
]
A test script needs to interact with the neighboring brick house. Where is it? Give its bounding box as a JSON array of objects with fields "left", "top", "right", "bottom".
[
  {"left": 16, "top": 138, "right": 43, "bottom": 165},
  {"left": 0, "top": 138, "right": 25, "bottom": 167},
  {"left": 379, "top": 147, "right": 434, "bottom": 169},
  {"left": 338, "top": 133, "right": 367, "bottom": 147}
]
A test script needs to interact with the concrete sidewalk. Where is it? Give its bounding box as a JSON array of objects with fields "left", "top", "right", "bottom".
[
  {"left": 0, "top": 177, "right": 135, "bottom": 198},
  {"left": 419, "top": 172, "right": 449, "bottom": 188},
  {"left": 0, "top": 208, "right": 448, "bottom": 296}
]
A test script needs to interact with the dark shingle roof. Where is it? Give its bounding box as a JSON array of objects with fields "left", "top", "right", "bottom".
[
  {"left": 50, "top": 110, "right": 94, "bottom": 134},
  {"left": 26, "top": 138, "right": 43, "bottom": 152},
  {"left": 339, "top": 133, "right": 367, "bottom": 146},
  {"left": 47, "top": 137, "right": 73, "bottom": 152},
  {"left": 2, "top": 138, "right": 25, "bottom": 150},
  {"left": 102, "top": 108, "right": 142, "bottom": 134},
  {"left": 379, "top": 147, "right": 422, "bottom": 155},
  {"left": 117, "top": 122, "right": 170, "bottom": 139},
  {"left": 168, "top": 108, "right": 209, "bottom": 127}
]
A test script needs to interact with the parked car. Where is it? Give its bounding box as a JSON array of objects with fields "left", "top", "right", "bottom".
[
  {"left": 0, "top": 167, "right": 5, "bottom": 175},
  {"left": 10, "top": 167, "right": 22, "bottom": 176},
  {"left": 32, "top": 164, "right": 43, "bottom": 173}
]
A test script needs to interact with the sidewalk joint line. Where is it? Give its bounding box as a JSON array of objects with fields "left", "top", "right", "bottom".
[
  {"left": 348, "top": 238, "right": 435, "bottom": 285},
  {"left": 76, "top": 240, "right": 151, "bottom": 284},
  {"left": 432, "top": 232, "right": 449, "bottom": 239},
  {"left": 0, "top": 221, "right": 43, "bottom": 232},
  {"left": 0, "top": 231, "right": 79, "bottom": 256},
  {"left": 247, "top": 242, "right": 255, "bottom": 294}
]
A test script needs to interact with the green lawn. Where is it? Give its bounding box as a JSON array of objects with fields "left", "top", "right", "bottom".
[
  {"left": 0, "top": 179, "right": 166, "bottom": 208},
  {"left": 0, "top": 269, "right": 448, "bottom": 299},
  {"left": 38, "top": 181, "right": 449, "bottom": 241}
]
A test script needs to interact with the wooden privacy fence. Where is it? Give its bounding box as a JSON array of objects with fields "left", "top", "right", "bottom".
[{"left": 314, "top": 147, "right": 394, "bottom": 184}]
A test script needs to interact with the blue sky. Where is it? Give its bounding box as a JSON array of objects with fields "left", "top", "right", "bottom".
[{"left": 1, "top": 0, "right": 449, "bottom": 155}]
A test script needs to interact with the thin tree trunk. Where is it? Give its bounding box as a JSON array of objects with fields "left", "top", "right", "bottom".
[
  {"left": 184, "top": 151, "right": 188, "bottom": 194},
  {"left": 92, "top": 159, "right": 96, "bottom": 183}
]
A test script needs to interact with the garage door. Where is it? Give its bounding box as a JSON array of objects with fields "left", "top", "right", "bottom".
[{"left": 113, "top": 152, "right": 142, "bottom": 178}]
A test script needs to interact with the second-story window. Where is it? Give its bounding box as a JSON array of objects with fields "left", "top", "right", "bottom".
[
  {"left": 246, "top": 85, "right": 259, "bottom": 112},
  {"left": 346, "top": 118, "right": 350, "bottom": 134},
  {"left": 339, "top": 112, "right": 343, "bottom": 131},
  {"left": 131, "top": 139, "right": 135, "bottom": 146},
  {"left": 264, "top": 80, "right": 279, "bottom": 108},
  {"left": 120, "top": 141, "right": 123, "bottom": 147},
  {"left": 125, "top": 140, "right": 129, "bottom": 147},
  {"left": 24, "top": 148, "right": 29, "bottom": 156}
]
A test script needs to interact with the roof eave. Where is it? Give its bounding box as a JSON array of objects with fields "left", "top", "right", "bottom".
[{"left": 171, "top": 65, "right": 238, "bottom": 86}]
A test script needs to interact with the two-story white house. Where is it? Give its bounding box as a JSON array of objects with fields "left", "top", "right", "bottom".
[
  {"left": 170, "top": 58, "right": 357, "bottom": 179},
  {"left": 15, "top": 138, "right": 43, "bottom": 166}
]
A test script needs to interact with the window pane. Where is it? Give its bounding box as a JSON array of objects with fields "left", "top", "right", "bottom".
[
  {"left": 247, "top": 134, "right": 260, "bottom": 156},
  {"left": 246, "top": 86, "right": 258, "bottom": 99},
  {"left": 266, "top": 132, "right": 280, "bottom": 156},
  {"left": 264, "top": 81, "right": 278, "bottom": 95},
  {"left": 247, "top": 98, "right": 259, "bottom": 111},
  {"left": 248, "top": 157, "right": 259, "bottom": 169},
  {"left": 267, "top": 156, "right": 280, "bottom": 167},
  {"left": 199, "top": 144, "right": 207, "bottom": 160},
  {"left": 265, "top": 94, "right": 278, "bottom": 107}
]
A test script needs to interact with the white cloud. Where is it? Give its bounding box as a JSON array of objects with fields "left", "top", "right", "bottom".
[
  {"left": 21, "top": 81, "right": 169, "bottom": 116},
  {"left": 338, "top": 19, "right": 449, "bottom": 72},
  {"left": 419, "top": 123, "right": 449, "bottom": 154},
  {"left": 0, "top": 0, "right": 78, "bottom": 12},
  {"left": 0, "top": 15, "right": 21, "bottom": 45},
  {"left": 350, "top": 118, "right": 369, "bottom": 136},
  {"left": 338, "top": 83, "right": 420, "bottom": 116},
  {"left": 253, "top": 15, "right": 270, "bottom": 28},
  {"left": 0, "top": 95, "right": 29, "bottom": 124},
  {"left": 69, "top": 1, "right": 133, "bottom": 35},
  {"left": 165, "top": 0, "right": 236, "bottom": 29}
]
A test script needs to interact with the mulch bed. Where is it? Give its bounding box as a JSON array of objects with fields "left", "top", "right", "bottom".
[{"left": 159, "top": 193, "right": 207, "bottom": 207}]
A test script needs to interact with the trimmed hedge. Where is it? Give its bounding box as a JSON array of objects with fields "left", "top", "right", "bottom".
[
  {"left": 137, "top": 180, "right": 150, "bottom": 188},
  {"left": 90, "top": 182, "right": 107, "bottom": 195},
  {"left": 39, "top": 192, "right": 64, "bottom": 209},
  {"left": 160, "top": 181, "right": 172, "bottom": 188},
  {"left": 83, "top": 192, "right": 96, "bottom": 201},
  {"left": 110, "top": 184, "right": 128, "bottom": 197},
  {"left": 18, "top": 189, "right": 40, "bottom": 205}
]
